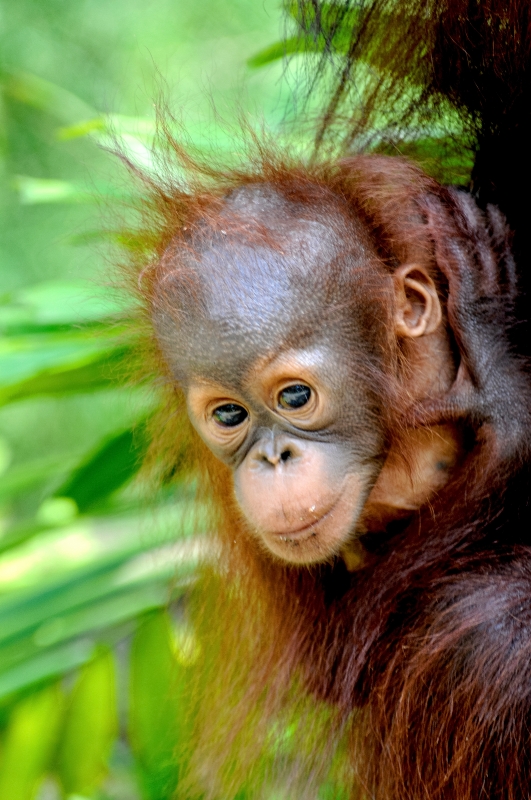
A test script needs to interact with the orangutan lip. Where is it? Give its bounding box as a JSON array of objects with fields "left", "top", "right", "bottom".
[{"left": 271, "top": 496, "right": 341, "bottom": 542}]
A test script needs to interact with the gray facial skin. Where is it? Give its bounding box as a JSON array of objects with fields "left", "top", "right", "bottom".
[{"left": 152, "top": 188, "right": 395, "bottom": 564}]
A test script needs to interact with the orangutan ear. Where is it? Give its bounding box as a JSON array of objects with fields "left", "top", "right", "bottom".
[{"left": 393, "top": 264, "right": 442, "bottom": 338}]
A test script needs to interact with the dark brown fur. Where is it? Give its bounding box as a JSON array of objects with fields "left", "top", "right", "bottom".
[
  {"left": 294, "top": 0, "right": 531, "bottom": 353},
  {"left": 121, "top": 136, "right": 531, "bottom": 799}
]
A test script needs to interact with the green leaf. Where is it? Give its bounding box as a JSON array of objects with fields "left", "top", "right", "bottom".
[
  {"left": 0, "top": 438, "right": 11, "bottom": 476},
  {"left": 0, "top": 583, "right": 172, "bottom": 682},
  {"left": 372, "top": 135, "right": 473, "bottom": 186},
  {"left": 0, "top": 280, "right": 130, "bottom": 331},
  {"left": 0, "top": 457, "right": 77, "bottom": 504},
  {"left": 59, "top": 111, "right": 242, "bottom": 174},
  {"left": 0, "top": 333, "right": 114, "bottom": 385},
  {"left": 247, "top": 36, "right": 319, "bottom": 68},
  {"left": 1, "top": 353, "right": 128, "bottom": 403},
  {"left": 67, "top": 229, "right": 151, "bottom": 250},
  {"left": 0, "top": 331, "right": 129, "bottom": 405},
  {"left": 55, "top": 423, "right": 149, "bottom": 512},
  {"left": 13, "top": 176, "right": 94, "bottom": 205},
  {"left": 13, "top": 176, "right": 134, "bottom": 206},
  {"left": 0, "top": 641, "right": 95, "bottom": 700},
  {"left": 0, "top": 683, "right": 64, "bottom": 800},
  {"left": 0, "top": 518, "right": 201, "bottom": 698},
  {"left": 57, "top": 113, "right": 159, "bottom": 175},
  {"left": 284, "top": 0, "right": 361, "bottom": 32},
  {"left": 56, "top": 118, "right": 106, "bottom": 140},
  {"left": 129, "top": 611, "right": 193, "bottom": 800},
  {"left": 0, "top": 546, "right": 182, "bottom": 647},
  {"left": 2, "top": 70, "right": 95, "bottom": 123},
  {"left": 57, "top": 647, "right": 117, "bottom": 796},
  {"left": 58, "top": 114, "right": 156, "bottom": 142}
]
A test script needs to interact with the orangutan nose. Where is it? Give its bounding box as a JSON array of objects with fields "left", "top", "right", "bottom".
[{"left": 251, "top": 437, "right": 303, "bottom": 468}]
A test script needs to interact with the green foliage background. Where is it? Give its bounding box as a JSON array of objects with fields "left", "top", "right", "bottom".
[
  {"left": 0, "top": 0, "right": 473, "bottom": 795},
  {"left": 0, "top": 1, "right": 303, "bottom": 798}
]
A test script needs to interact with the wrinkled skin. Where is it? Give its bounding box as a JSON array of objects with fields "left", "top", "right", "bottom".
[{"left": 154, "top": 188, "right": 458, "bottom": 564}]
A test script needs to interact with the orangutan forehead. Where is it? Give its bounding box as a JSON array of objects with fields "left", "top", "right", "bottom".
[
  {"left": 152, "top": 245, "right": 360, "bottom": 386},
  {"left": 193, "top": 237, "right": 348, "bottom": 317},
  {"left": 157, "top": 197, "right": 377, "bottom": 313},
  {"left": 152, "top": 248, "right": 391, "bottom": 387},
  {"left": 154, "top": 225, "right": 381, "bottom": 344},
  {"left": 151, "top": 190, "right": 390, "bottom": 383}
]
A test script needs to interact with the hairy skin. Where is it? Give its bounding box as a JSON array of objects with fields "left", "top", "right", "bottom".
[
  {"left": 139, "top": 155, "right": 531, "bottom": 800},
  {"left": 155, "top": 190, "right": 460, "bottom": 565}
]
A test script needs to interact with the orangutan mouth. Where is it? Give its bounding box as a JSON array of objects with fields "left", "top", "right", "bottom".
[{"left": 272, "top": 495, "right": 343, "bottom": 543}]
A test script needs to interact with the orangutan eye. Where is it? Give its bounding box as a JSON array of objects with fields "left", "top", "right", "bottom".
[
  {"left": 278, "top": 384, "right": 312, "bottom": 409},
  {"left": 212, "top": 403, "right": 248, "bottom": 427}
]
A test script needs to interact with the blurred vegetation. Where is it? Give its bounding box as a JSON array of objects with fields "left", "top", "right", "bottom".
[
  {"left": 0, "top": 1, "right": 306, "bottom": 798},
  {"left": 0, "top": 0, "right": 472, "bottom": 797}
]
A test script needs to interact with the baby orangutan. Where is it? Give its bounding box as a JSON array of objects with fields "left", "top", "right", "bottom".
[{"left": 141, "top": 155, "right": 531, "bottom": 800}]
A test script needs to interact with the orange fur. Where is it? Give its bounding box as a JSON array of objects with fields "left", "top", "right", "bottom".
[{"left": 120, "top": 138, "right": 531, "bottom": 799}]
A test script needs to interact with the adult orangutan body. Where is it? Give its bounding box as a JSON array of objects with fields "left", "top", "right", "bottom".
[{"left": 138, "top": 153, "right": 531, "bottom": 799}]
